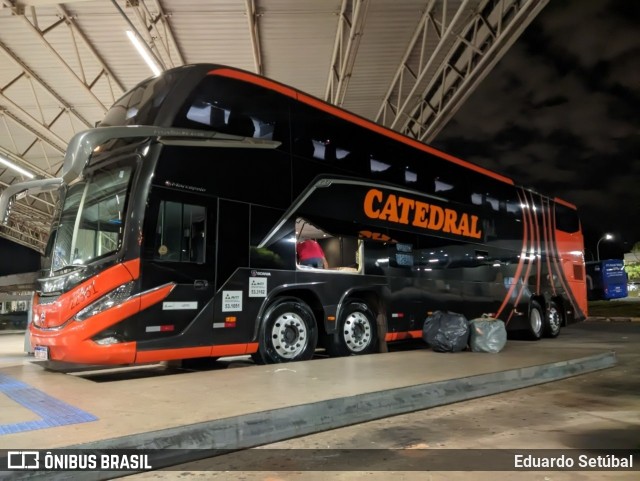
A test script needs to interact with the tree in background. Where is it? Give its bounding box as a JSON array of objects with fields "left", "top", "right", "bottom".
[{"left": 624, "top": 243, "right": 640, "bottom": 297}]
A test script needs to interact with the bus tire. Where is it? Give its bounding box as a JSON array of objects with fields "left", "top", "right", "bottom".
[
  {"left": 543, "top": 301, "right": 562, "bottom": 338},
  {"left": 326, "top": 300, "right": 377, "bottom": 357},
  {"left": 253, "top": 298, "right": 318, "bottom": 364},
  {"left": 527, "top": 300, "right": 544, "bottom": 340}
]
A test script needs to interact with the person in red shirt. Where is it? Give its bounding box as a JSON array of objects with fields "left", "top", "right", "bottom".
[{"left": 297, "top": 239, "right": 329, "bottom": 269}]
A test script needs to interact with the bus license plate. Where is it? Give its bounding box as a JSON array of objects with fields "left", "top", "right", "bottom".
[{"left": 34, "top": 346, "right": 49, "bottom": 361}]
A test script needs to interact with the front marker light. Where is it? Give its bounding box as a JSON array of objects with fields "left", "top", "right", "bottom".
[
  {"left": 94, "top": 336, "right": 121, "bottom": 345},
  {"left": 74, "top": 281, "right": 135, "bottom": 322}
]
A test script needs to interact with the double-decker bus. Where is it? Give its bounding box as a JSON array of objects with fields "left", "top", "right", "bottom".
[
  {"left": 586, "top": 259, "right": 628, "bottom": 300},
  {"left": 0, "top": 64, "right": 587, "bottom": 367}
]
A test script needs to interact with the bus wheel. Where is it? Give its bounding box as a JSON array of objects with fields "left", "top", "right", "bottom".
[
  {"left": 254, "top": 298, "right": 318, "bottom": 364},
  {"left": 326, "top": 301, "right": 377, "bottom": 357},
  {"left": 543, "top": 301, "right": 562, "bottom": 338},
  {"left": 527, "top": 301, "right": 543, "bottom": 340}
]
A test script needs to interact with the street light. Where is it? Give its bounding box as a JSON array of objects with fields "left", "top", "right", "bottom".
[{"left": 596, "top": 233, "right": 613, "bottom": 261}]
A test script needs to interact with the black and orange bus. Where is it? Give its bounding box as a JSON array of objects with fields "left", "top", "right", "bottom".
[{"left": 0, "top": 64, "right": 587, "bottom": 367}]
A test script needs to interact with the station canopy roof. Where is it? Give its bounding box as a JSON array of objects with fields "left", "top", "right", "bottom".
[{"left": 0, "top": 0, "right": 547, "bottom": 252}]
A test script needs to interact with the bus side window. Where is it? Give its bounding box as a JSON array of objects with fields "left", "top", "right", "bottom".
[
  {"left": 155, "top": 201, "right": 206, "bottom": 263},
  {"left": 225, "top": 111, "right": 256, "bottom": 137}
]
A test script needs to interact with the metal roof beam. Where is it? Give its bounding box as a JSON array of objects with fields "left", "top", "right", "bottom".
[
  {"left": 0, "top": 39, "right": 94, "bottom": 129},
  {"left": 56, "top": 4, "right": 127, "bottom": 99},
  {"left": 0, "top": 97, "right": 68, "bottom": 154},
  {"left": 117, "top": 0, "right": 184, "bottom": 70},
  {"left": 324, "top": 0, "right": 370, "bottom": 106},
  {"left": 415, "top": 0, "right": 550, "bottom": 142},
  {"left": 0, "top": 145, "right": 53, "bottom": 181},
  {"left": 375, "top": 0, "right": 479, "bottom": 131},
  {"left": 245, "top": 0, "right": 263, "bottom": 74},
  {"left": 375, "top": 0, "right": 549, "bottom": 142},
  {"left": 14, "top": 8, "right": 110, "bottom": 112},
  {"left": 110, "top": 0, "right": 166, "bottom": 72}
]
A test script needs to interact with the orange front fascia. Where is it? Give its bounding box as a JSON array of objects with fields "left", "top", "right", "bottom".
[
  {"left": 29, "top": 263, "right": 178, "bottom": 365},
  {"left": 135, "top": 343, "right": 260, "bottom": 364},
  {"left": 33, "top": 259, "right": 141, "bottom": 329},
  {"left": 30, "top": 296, "right": 142, "bottom": 364}
]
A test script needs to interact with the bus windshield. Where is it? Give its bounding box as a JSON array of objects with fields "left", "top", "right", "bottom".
[{"left": 51, "top": 164, "right": 134, "bottom": 272}]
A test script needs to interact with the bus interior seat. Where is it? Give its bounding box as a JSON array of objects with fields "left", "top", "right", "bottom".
[
  {"left": 227, "top": 112, "right": 256, "bottom": 137},
  {"left": 293, "top": 138, "right": 315, "bottom": 158}
]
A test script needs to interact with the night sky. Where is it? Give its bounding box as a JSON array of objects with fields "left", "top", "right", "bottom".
[{"left": 432, "top": 0, "right": 640, "bottom": 261}]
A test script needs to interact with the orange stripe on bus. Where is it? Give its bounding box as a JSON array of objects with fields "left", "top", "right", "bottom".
[
  {"left": 211, "top": 343, "right": 257, "bottom": 357},
  {"left": 135, "top": 343, "right": 258, "bottom": 363},
  {"left": 385, "top": 330, "right": 423, "bottom": 342},
  {"left": 508, "top": 191, "right": 536, "bottom": 323},
  {"left": 495, "top": 190, "right": 528, "bottom": 320},
  {"left": 139, "top": 283, "right": 175, "bottom": 311},
  {"left": 554, "top": 197, "right": 577, "bottom": 210},
  {"left": 135, "top": 346, "right": 212, "bottom": 364},
  {"left": 209, "top": 68, "right": 297, "bottom": 97}
]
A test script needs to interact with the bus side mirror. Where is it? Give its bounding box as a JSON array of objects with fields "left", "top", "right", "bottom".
[
  {"left": 0, "top": 190, "right": 19, "bottom": 224},
  {"left": 0, "top": 178, "right": 64, "bottom": 224}
]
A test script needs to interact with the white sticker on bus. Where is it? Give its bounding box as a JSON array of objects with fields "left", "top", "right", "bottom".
[
  {"left": 222, "top": 290, "right": 243, "bottom": 312},
  {"left": 249, "top": 277, "right": 267, "bottom": 297},
  {"left": 163, "top": 301, "right": 198, "bottom": 310}
]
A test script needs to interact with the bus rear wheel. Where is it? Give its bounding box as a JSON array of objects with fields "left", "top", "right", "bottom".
[
  {"left": 543, "top": 301, "right": 562, "bottom": 338},
  {"left": 527, "top": 301, "right": 544, "bottom": 340},
  {"left": 253, "top": 298, "right": 318, "bottom": 364},
  {"left": 326, "top": 300, "right": 377, "bottom": 357}
]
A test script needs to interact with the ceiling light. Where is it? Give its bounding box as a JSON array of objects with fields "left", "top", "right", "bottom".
[
  {"left": 126, "top": 30, "right": 161, "bottom": 77},
  {"left": 0, "top": 154, "right": 35, "bottom": 179}
]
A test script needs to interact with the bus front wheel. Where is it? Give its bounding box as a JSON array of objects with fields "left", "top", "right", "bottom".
[
  {"left": 527, "top": 301, "right": 544, "bottom": 340},
  {"left": 326, "top": 300, "right": 377, "bottom": 357},
  {"left": 253, "top": 298, "right": 318, "bottom": 364}
]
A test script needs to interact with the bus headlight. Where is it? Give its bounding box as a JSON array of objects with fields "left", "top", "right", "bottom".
[
  {"left": 41, "top": 276, "right": 67, "bottom": 294},
  {"left": 74, "top": 282, "right": 135, "bottom": 322}
]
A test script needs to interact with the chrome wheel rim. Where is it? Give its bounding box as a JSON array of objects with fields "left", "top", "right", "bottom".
[
  {"left": 343, "top": 311, "right": 373, "bottom": 353},
  {"left": 548, "top": 307, "right": 561, "bottom": 334},
  {"left": 270, "top": 311, "right": 308, "bottom": 359},
  {"left": 530, "top": 308, "right": 542, "bottom": 335}
]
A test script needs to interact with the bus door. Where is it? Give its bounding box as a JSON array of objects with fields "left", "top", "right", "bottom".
[{"left": 138, "top": 189, "right": 216, "bottom": 348}]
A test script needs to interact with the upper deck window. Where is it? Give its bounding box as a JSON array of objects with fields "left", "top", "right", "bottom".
[
  {"left": 174, "top": 76, "right": 287, "bottom": 141},
  {"left": 100, "top": 74, "right": 174, "bottom": 126}
]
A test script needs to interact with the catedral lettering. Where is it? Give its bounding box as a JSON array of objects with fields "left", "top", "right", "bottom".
[
  {"left": 363, "top": 188, "right": 482, "bottom": 239},
  {"left": 0, "top": 63, "right": 587, "bottom": 368}
]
